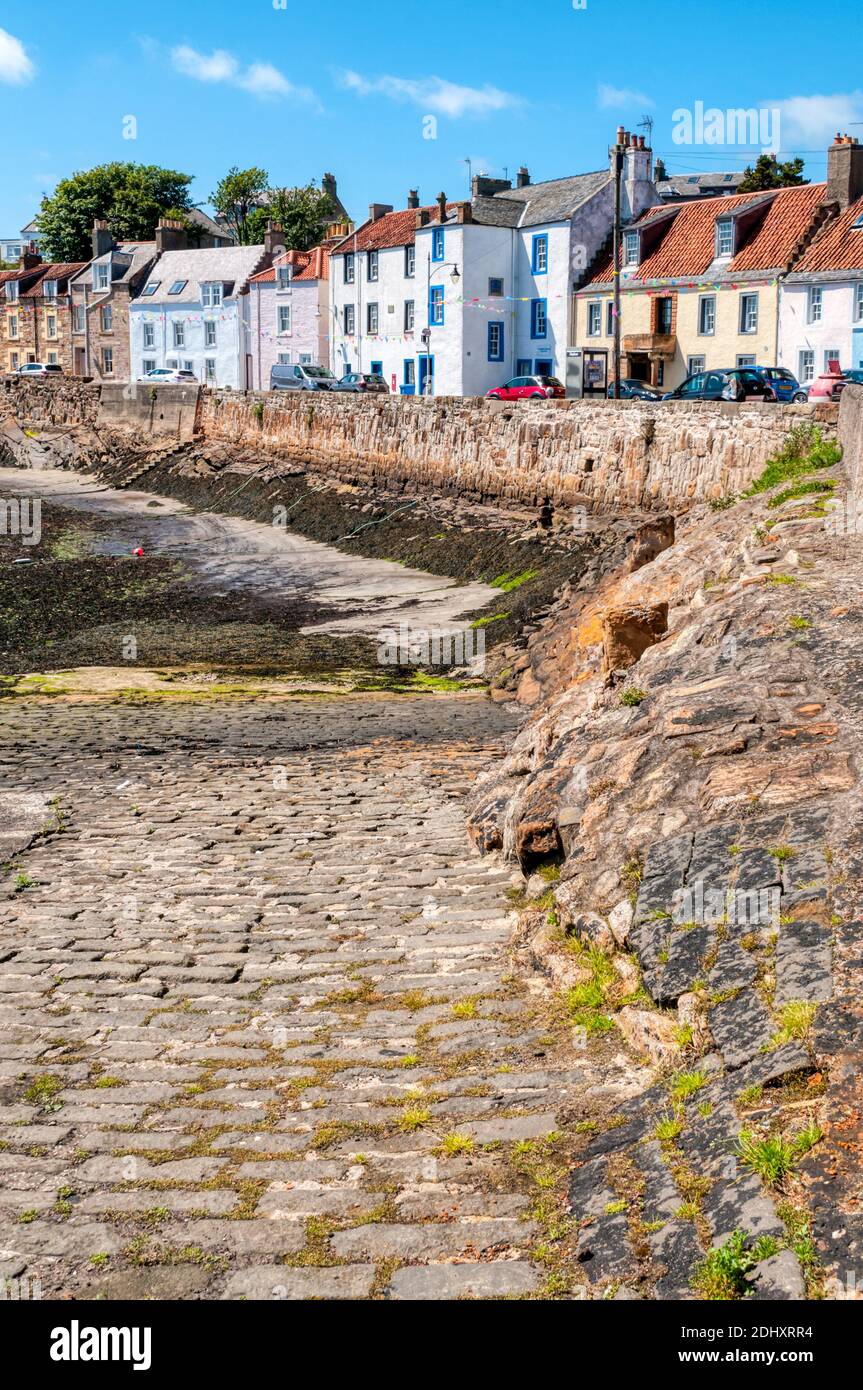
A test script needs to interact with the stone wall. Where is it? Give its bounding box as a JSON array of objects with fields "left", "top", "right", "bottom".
[
  {"left": 838, "top": 383, "right": 863, "bottom": 510},
  {"left": 0, "top": 377, "right": 101, "bottom": 429},
  {"left": 0, "top": 377, "right": 841, "bottom": 513},
  {"left": 199, "top": 391, "right": 839, "bottom": 512}
]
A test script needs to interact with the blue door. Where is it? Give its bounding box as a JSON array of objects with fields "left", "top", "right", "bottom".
[
  {"left": 418, "top": 354, "right": 434, "bottom": 395},
  {"left": 370, "top": 360, "right": 383, "bottom": 376}
]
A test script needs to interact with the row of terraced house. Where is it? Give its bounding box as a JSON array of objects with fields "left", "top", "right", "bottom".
[{"left": 2, "top": 133, "right": 863, "bottom": 394}]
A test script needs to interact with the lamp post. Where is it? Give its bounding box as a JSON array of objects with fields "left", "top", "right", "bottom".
[{"left": 423, "top": 256, "right": 460, "bottom": 396}]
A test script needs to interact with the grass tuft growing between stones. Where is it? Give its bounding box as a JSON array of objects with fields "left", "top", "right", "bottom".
[
  {"left": 735, "top": 1124, "right": 822, "bottom": 1186},
  {"left": 744, "top": 425, "right": 842, "bottom": 497},
  {"left": 693, "top": 1229, "right": 780, "bottom": 1300}
]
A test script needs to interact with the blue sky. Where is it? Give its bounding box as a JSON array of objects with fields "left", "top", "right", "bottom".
[{"left": 1, "top": 0, "right": 862, "bottom": 235}]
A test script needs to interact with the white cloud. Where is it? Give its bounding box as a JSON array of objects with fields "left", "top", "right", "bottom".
[
  {"left": 770, "top": 91, "right": 863, "bottom": 147},
  {"left": 0, "top": 27, "right": 35, "bottom": 85},
  {"left": 597, "top": 83, "right": 653, "bottom": 110},
  {"left": 337, "top": 69, "right": 522, "bottom": 118},
  {"left": 169, "top": 44, "right": 318, "bottom": 106}
]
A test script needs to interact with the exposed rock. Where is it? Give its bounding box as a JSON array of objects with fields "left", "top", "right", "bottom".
[
  {"left": 616, "top": 1005, "right": 681, "bottom": 1064},
  {"left": 601, "top": 601, "right": 669, "bottom": 672}
]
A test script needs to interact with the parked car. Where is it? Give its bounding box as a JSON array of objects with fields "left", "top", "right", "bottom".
[
  {"left": 15, "top": 362, "right": 63, "bottom": 378},
  {"left": 662, "top": 367, "right": 772, "bottom": 403},
  {"left": 753, "top": 366, "right": 808, "bottom": 403},
  {"left": 270, "top": 363, "right": 337, "bottom": 391},
  {"left": 138, "top": 367, "right": 198, "bottom": 384},
  {"left": 335, "top": 372, "right": 388, "bottom": 394},
  {"left": 607, "top": 378, "right": 662, "bottom": 401},
  {"left": 486, "top": 374, "right": 565, "bottom": 400},
  {"left": 841, "top": 368, "right": 863, "bottom": 386}
]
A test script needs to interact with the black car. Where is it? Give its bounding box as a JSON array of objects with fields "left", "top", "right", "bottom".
[
  {"left": 662, "top": 367, "right": 772, "bottom": 403},
  {"left": 607, "top": 378, "right": 662, "bottom": 401}
]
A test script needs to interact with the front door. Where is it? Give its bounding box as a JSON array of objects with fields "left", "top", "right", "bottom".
[
  {"left": 853, "top": 327, "right": 863, "bottom": 370},
  {"left": 534, "top": 359, "right": 553, "bottom": 376},
  {"left": 73, "top": 347, "right": 86, "bottom": 377},
  {"left": 418, "top": 354, "right": 434, "bottom": 396}
]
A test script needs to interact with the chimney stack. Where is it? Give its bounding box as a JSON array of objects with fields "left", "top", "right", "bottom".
[
  {"left": 264, "top": 221, "right": 285, "bottom": 256},
  {"left": 407, "top": 189, "right": 419, "bottom": 209},
  {"left": 20, "top": 250, "right": 41, "bottom": 271},
  {"left": 368, "top": 203, "right": 393, "bottom": 223},
  {"left": 436, "top": 191, "right": 448, "bottom": 221},
  {"left": 516, "top": 166, "right": 530, "bottom": 188},
  {"left": 155, "top": 218, "right": 188, "bottom": 253},
  {"left": 92, "top": 219, "right": 113, "bottom": 260},
  {"left": 471, "top": 174, "right": 512, "bottom": 198},
  {"left": 826, "top": 133, "right": 863, "bottom": 209}
]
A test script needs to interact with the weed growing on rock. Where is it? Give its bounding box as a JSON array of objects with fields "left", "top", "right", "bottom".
[
  {"left": 744, "top": 425, "right": 842, "bottom": 497},
  {"left": 668, "top": 1070, "right": 708, "bottom": 1103},
  {"left": 619, "top": 687, "right": 646, "bottom": 707},
  {"left": 736, "top": 1125, "right": 822, "bottom": 1186},
  {"left": 693, "top": 1229, "right": 780, "bottom": 1300},
  {"left": 766, "top": 1001, "right": 817, "bottom": 1048}
]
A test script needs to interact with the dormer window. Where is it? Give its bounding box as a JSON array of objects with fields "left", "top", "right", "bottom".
[
  {"left": 43, "top": 279, "right": 58, "bottom": 300},
  {"left": 93, "top": 263, "right": 109, "bottom": 291},
  {"left": 277, "top": 265, "right": 292, "bottom": 289},
  {"left": 5, "top": 281, "right": 19, "bottom": 302},
  {"left": 200, "top": 282, "right": 223, "bottom": 307},
  {"left": 624, "top": 231, "right": 640, "bottom": 267},
  {"left": 716, "top": 219, "right": 734, "bottom": 257}
]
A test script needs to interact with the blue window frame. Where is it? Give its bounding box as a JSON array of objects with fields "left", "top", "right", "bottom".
[
  {"left": 418, "top": 354, "right": 434, "bottom": 394},
  {"left": 370, "top": 360, "right": 383, "bottom": 376},
  {"left": 432, "top": 228, "right": 444, "bottom": 262},
  {"left": 404, "top": 359, "right": 416, "bottom": 386},
  {"left": 429, "top": 284, "right": 445, "bottom": 325},
  {"left": 532, "top": 233, "right": 548, "bottom": 275},
  {"left": 530, "top": 298, "right": 548, "bottom": 339},
  {"left": 516, "top": 358, "right": 532, "bottom": 376},
  {"left": 487, "top": 321, "right": 504, "bottom": 362}
]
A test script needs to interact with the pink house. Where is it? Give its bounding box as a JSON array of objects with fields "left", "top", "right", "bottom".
[{"left": 248, "top": 240, "right": 337, "bottom": 389}]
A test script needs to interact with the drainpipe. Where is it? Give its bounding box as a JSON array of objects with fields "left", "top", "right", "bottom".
[{"left": 774, "top": 274, "right": 782, "bottom": 368}]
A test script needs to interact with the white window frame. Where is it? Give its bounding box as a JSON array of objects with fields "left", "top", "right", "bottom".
[
  {"left": 736, "top": 354, "right": 756, "bottom": 367},
  {"left": 367, "top": 250, "right": 379, "bottom": 282},
  {"left": 5, "top": 281, "right": 19, "bottom": 302},
  {"left": 73, "top": 305, "right": 85, "bottom": 334},
  {"left": 276, "top": 265, "right": 292, "bottom": 290},
  {"left": 344, "top": 303, "right": 356, "bottom": 335},
  {"left": 205, "top": 358, "right": 216, "bottom": 382},
  {"left": 587, "top": 301, "right": 602, "bottom": 337},
  {"left": 698, "top": 295, "right": 716, "bottom": 336},
  {"left": 739, "top": 293, "right": 758, "bottom": 334},
  {"left": 405, "top": 245, "right": 415, "bottom": 278},
  {"left": 102, "top": 347, "right": 114, "bottom": 375},
  {"left": 344, "top": 253, "right": 355, "bottom": 285},
  {"left": 404, "top": 299, "right": 414, "bottom": 331},
  {"left": 687, "top": 355, "right": 705, "bottom": 375},
  {"left": 43, "top": 279, "right": 58, "bottom": 300},
  {"left": 143, "top": 322, "right": 155, "bottom": 349},
  {"left": 277, "top": 305, "right": 291, "bottom": 335},
  {"left": 142, "top": 358, "right": 156, "bottom": 374},
  {"left": 856, "top": 282, "right": 863, "bottom": 322},
  {"left": 367, "top": 302, "right": 379, "bottom": 334},
  {"left": 807, "top": 286, "right": 822, "bottom": 324},
  {"left": 824, "top": 348, "right": 841, "bottom": 371},
  {"left": 624, "top": 231, "right": 640, "bottom": 267},
  {"left": 200, "top": 282, "right": 223, "bottom": 308},
  {"left": 100, "top": 303, "right": 113, "bottom": 333},
  {"left": 46, "top": 313, "right": 57, "bottom": 339},
  {"left": 94, "top": 263, "right": 109, "bottom": 292},
  {"left": 205, "top": 320, "right": 217, "bottom": 348},
  {"left": 716, "top": 220, "right": 734, "bottom": 257},
  {"left": 798, "top": 349, "right": 815, "bottom": 383},
  {"left": 172, "top": 321, "right": 185, "bottom": 349}
]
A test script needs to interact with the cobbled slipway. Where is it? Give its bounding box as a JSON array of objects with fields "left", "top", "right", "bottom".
[{"left": 0, "top": 696, "right": 608, "bottom": 1302}]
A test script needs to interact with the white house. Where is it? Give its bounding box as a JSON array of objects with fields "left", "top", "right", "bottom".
[
  {"left": 129, "top": 236, "right": 275, "bottom": 388},
  {"left": 248, "top": 240, "right": 336, "bottom": 390},
  {"left": 328, "top": 134, "right": 657, "bottom": 396},
  {"left": 779, "top": 138, "right": 863, "bottom": 383}
]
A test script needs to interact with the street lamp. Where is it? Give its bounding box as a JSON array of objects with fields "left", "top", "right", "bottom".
[{"left": 423, "top": 256, "right": 460, "bottom": 396}]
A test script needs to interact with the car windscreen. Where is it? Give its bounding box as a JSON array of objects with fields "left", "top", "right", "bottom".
[
  {"left": 537, "top": 376, "right": 562, "bottom": 386},
  {"left": 304, "top": 367, "right": 334, "bottom": 379}
]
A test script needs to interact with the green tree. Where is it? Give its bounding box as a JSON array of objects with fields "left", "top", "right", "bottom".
[
  {"left": 37, "top": 163, "right": 194, "bottom": 262},
  {"left": 256, "top": 184, "right": 336, "bottom": 252},
  {"left": 210, "top": 166, "right": 270, "bottom": 245},
  {"left": 738, "top": 155, "right": 808, "bottom": 192}
]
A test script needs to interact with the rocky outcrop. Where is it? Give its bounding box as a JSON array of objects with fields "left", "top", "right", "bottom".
[{"left": 468, "top": 404, "right": 863, "bottom": 1299}]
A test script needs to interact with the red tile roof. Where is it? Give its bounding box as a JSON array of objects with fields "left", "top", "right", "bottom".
[
  {"left": 330, "top": 206, "right": 455, "bottom": 255},
  {"left": 20, "top": 263, "right": 88, "bottom": 297},
  {"left": 588, "top": 183, "right": 826, "bottom": 284},
  {"left": 249, "top": 243, "right": 333, "bottom": 285},
  {"left": 793, "top": 193, "right": 863, "bottom": 272}
]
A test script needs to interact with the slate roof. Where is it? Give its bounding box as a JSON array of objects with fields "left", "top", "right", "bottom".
[
  {"left": 789, "top": 194, "right": 863, "bottom": 274},
  {"left": 586, "top": 183, "right": 826, "bottom": 284},
  {"left": 134, "top": 245, "right": 269, "bottom": 304},
  {"left": 473, "top": 170, "right": 611, "bottom": 229},
  {"left": 657, "top": 172, "right": 745, "bottom": 201}
]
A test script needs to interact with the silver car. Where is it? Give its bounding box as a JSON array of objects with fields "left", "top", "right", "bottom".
[{"left": 270, "top": 363, "right": 337, "bottom": 391}]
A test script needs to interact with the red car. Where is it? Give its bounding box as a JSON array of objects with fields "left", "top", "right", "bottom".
[{"left": 487, "top": 374, "right": 565, "bottom": 400}]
